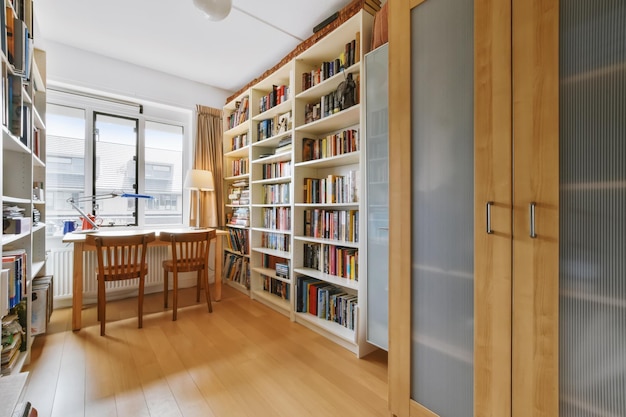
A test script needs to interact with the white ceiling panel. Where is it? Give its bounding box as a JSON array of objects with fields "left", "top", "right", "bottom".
[{"left": 34, "top": 0, "right": 354, "bottom": 92}]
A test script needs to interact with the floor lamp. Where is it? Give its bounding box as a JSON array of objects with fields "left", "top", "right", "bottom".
[{"left": 184, "top": 169, "right": 215, "bottom": 229}]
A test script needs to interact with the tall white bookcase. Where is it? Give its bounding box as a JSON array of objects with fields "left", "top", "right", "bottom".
[
  {"left": 222, "top": 9, "right": 376, "bottom": 357},
  {"left": 1, "top": 0, "right": 47, "bottom": 375}
]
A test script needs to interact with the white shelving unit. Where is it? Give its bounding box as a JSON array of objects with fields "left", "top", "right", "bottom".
[
  {"left": 1, "top": 0, "right": 47, "bottom": 377},
  {"left": 222, "top": 9, "right": 376, "bottom": 357}
]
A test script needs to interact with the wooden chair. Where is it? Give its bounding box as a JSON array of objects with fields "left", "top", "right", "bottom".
[
  {"left": 160, "top": 229, "right": 216, "bottom": 320},
  {"left": 86, "top": 231, "right": 155, "bottom": 336}
]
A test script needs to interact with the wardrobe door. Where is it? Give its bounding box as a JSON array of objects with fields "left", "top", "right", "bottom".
[
  {"left": 558, "top": 3, "right": 626, "bottom": 414},
  {"left": 389, "top": 0, "right": 484, "bottom": 417},
  {"left": 511, "top": 1, "right": 559, "bottom": 416}
]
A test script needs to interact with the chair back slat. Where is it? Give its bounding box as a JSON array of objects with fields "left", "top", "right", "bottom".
[
  {"left": 88, "top": 233, "right": 153, "bottom": 282},
  {"left": 161, "top": 230, "right": 216, "bottom": 274}
]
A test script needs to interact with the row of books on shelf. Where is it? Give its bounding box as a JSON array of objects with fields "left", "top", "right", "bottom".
[
  {"left": 302, "top": 171, "right": 360, "bottom": 204},
  {"left": 303, "top": 242, "right": 359, "bottom": 280},
  {"left": 223, "top": 253, "right": 250, "bottom": 288},
  {"left": 229, "top": 132, "right": 249, "bottom": 152},
  {"left": 261, "top": 160, "right": 291, "bottom": 180},
  {"left": 258, "top": 85, "right": 289, "bottom": 113},
  {"left": 262, "top": 183, "right": 290, "bottom": 204},
  {"left": 228, "top": 157, "right": 249, "bottom": 177},
  {"left": 1, "top": 312, "right": 24, "bottom": 375},
  {"left": 262, "top": 275, "right": 290, "bottom": 300},
  {"left": 1, "top": 248, "right": 26, "bottom": 313},
  {"left": 226, "top": 227, "right": 248, "bottom": 254},
  {"left": 260, "top": 231, "right": 290, "bottom": 252},
  {"left": 300, "top": 32, "right": 360, "bottom": 91},
  {"left": 227, "top": 95, "right": 249, "bottom": 129},
  {"left": 227, "top": 206, "right": 249, "bottom": 227},
  {"left": 2, "top": 4, "right": 32, "bottom": 79},
  {"left": 258, "top": 112, "right": 292, "bottom": 141},
  {"left": 302, "top": 129, "right": 359, "bottom": 161},
  {"left": 262, "top": 206, "right": 291, "bottom": 231},
  {"left": 228, "top": 184, "right": 249, "bottom": 206},
  {"left": 303, "top": 208, "right": 359, "bottom": 243},
  {"left": 295, "top": 276, "right": 357, "bottom": 330}
]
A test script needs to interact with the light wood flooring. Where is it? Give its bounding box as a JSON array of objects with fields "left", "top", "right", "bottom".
[{"left": 22, "top": 284, "right": 389, "bottom": 417}]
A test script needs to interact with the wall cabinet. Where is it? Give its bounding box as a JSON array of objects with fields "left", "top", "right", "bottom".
[
  {"left": 388, "top": 0, "right": 624, "bottom": 416},
  {"left": 222, "top": 9, "right": 377, "bottom": 357},
  {"left": 1, "top": 0, "right": 47, "bottom": 376}
]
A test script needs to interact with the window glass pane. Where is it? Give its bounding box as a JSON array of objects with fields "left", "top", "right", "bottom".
[
  {"left": 144, "top": 121, "right": 184, "bottom": 225},
  {"left": 94, "top": 113, "right": 138, "bottom": 226},
  {"left": 45, "top": 103, "right": 86, "bottom": 236}
]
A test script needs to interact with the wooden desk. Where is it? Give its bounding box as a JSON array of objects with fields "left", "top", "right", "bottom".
[{"left": 62, "top": 228, "right": 228, "bottom": 331}]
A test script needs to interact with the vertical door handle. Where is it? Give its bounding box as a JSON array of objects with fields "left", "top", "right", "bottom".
[
  {"left": 486, "top": 201, "right": 494, "bottom": 234},
  {"left": 529, "top": 202, "right": 537, "bottom": 238}
]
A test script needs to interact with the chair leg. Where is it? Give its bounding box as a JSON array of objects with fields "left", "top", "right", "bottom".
[
  {"left": 196, "top": 270, "right": 201, "bottom": 302},
  {"left": 138, "top": 275, "right": 144, "bottom": 329},
  {"left": 204, "top": 269, "right": 213, "bottom": 313},
  {"left": 99, "top": 278, "right": 106, "bottom": 336},
  {"left": 172, "top": 271, "right": 178, "bottom": 321},
  {"left": 163, "top": 268, "right": 168, "bottom": 308}
]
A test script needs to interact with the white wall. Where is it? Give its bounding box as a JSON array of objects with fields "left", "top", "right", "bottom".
[{"left": 42, "top": 40, "right": 231, "bottom": 111}]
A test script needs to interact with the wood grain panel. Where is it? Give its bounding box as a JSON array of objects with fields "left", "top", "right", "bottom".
[
  {"left": 512, "top": 0, "right": 560, "bottom": 416},
  {"left": 388, "top": 0, "right": 413, "bottom": 415},
  {"left": 474, "top": 0, "right": 513, "bottom": 416}
]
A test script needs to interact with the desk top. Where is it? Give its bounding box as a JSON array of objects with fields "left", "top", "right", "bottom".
[{"left": 62, "top": 228, "right": 227, "bottom": 243}]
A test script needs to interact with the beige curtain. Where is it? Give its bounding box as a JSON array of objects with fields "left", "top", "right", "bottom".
[{"left": 193, "top": 105, "right": 224, "bottom": 228}]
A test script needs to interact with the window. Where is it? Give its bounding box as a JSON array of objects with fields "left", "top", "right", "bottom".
[{"left": 46, "top": 91, "right": 189, "bottom": 235}]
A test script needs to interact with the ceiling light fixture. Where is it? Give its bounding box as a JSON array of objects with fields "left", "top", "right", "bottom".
[{"left": 193, "top": 0, "right": 232, "bottom": 21}]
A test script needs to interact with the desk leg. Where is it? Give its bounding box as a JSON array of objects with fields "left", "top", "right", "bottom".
[
  {"left": 214, "top": 235, "right": 222, "bottom": 301},
  {"left": 72, "top": 242, "right": 84, "bottom": 331}
]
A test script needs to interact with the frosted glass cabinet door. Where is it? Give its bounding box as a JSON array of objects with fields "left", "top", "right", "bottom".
[
  {"left": 410, "top": 0, "right": 474, "bottom": 416},
  {"left": 365, "top": 43, "right": 389, "bottom": 351}
]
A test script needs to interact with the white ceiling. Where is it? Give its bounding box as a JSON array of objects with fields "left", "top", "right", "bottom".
[{"left": 34, "top": 0, "right": 354, "bottom": 94}]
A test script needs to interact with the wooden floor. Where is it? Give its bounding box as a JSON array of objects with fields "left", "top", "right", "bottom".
[{"left": 22, "top": 284, "right": 389, "bottom": 417}]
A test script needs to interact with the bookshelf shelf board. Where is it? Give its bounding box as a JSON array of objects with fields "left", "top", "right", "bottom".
[
  {"left": 4, "top": 351, "right": 28, "bottom": 377},
  {"left": 253, "top": 62, "right": 292, "bottom": 91},
  {"left": 252, "top": 151, "right": 292, "bottom": 165},
  {"left": 2, "top": 132, "right": 30, "bottom": 154},
  {"left": 32, "top": 261, "right": 45, "bottom": 277},
  {"left": 296, "top": 63, "right": 361, "bottom": 100},
  {"left": 252, "top": 100, "right": 293, "bottom": 121},
  {"left": 2, "top": 196, "right": 31, "bottom": 204},
  {"left": 32, "top": 60, "right": 46, "bottom": 92},
  {"left": 33, "top": 155, "right": 45, "bottom": 167},
  {"left": 251, "top": 289, "right": 291, "bottom": 314},
  {"left": 253, "top": 130, "right": 292, "bottom": 148},
  {"left": 225, "top": 223, "right": 249, "bottom": 230},
  {"left": 295, "top": 150, "right": 359, "bottom": 168},
  {"left": 251, "top": 203, "right": 291, "bottom": 209},
  {"left": 250, "top": 176, "right": 291, "bottom": 185},
  {"left": 224, "top": 174, "right": 250, "bottom": 182},
  {"left": 224, "top": 121, "right": 250, "bottom": 138},
  {"left": 295, "top": 105, "right": 360, "bottom": 135},
  {"left": 295, "top": 311, "right": 356, "bottom": 343},
  {"left": 253, "top": 266, "right": 291, "bottom": 283},
  {"left": 293, "top": 235, "right": 360, "bottom": 249},
  {"left": 2, "top": 232, "right": 30, "bottom": 245},
  {"left": 294, "top": 267, "right": 359, "bottom": 290},
  {"left": 225, "top": 279, "right": 250, "bottom": 295},
  {"left": 33, "top": 200, "right": 46, "bottom": 205},
  {"left": 34, "top": 108, "right": 45, "bottom": 129},
  {"left": 294, "top": 202, "right": 359, "bottom": 209},
  {"left": 251, "top": 226, "right": 292, "bottom": 235},
  {"left": 297, "top": 12, "right": 363, "bottom": 63},
  {"left": 225, "top": 146, "right": 250, "bottom": 159},
  {"left": 32, "top": 224, "right": 46, "bottom": 233},
  {"left": 250, "top": 246, "right": 291, "bottom": 259}
]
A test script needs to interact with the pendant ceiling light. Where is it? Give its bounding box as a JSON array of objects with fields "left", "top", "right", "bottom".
[{"left": 193, "top": 0, "right": 232, "bottom": 21}]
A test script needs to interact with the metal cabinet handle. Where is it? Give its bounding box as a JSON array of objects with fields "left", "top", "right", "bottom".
[
  {"left": 530, "top": 202, "right": 537, "bottom": 238},
  {"left": 486, "top": 201, "right": 494, "bottom": 234}
]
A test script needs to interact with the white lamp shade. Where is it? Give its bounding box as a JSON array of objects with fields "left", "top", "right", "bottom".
[
  {"left": 184, "top": 169, "right": 215, "bottom": 191},
  {"left": 193, "top": 0, "right": 232, "bottom": 21}
]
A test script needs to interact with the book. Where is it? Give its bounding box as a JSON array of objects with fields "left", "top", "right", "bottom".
[{"left": 0, "top": 269, "right": 9, "bottom": 317}]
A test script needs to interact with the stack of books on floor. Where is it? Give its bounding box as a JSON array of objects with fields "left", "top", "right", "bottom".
[{"left": 1, "top": 314, "right": 24, "bottom": 375}]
